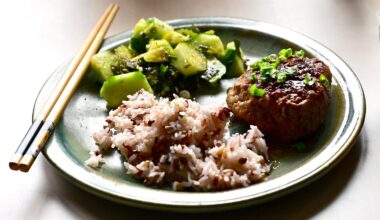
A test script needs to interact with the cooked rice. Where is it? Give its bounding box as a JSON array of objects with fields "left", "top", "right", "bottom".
[
  {"left": 85, "top": 150, "right": 105, "bottom": 169},
  {"left": 88, "top": 90, "right": 270, "bottom": 191}
]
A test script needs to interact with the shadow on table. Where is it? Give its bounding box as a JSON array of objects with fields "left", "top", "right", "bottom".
[{"left": 40, "top": 129, "right": 367, "bottom": 220}]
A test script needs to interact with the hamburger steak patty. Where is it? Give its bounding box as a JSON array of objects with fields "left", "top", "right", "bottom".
[{"left": 227, "top": 50, "right": 332, "bottom": 142}]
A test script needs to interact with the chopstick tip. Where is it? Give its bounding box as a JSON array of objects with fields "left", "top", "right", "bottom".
[
  {"left": 9, "top": 163, "right": 20, "bottom": 171},
  {"left": 19, "top": 155, "right": 35, "bottom": 172},
  {"left": 9, "top": 153, "right": 23, "bottom": 171}
]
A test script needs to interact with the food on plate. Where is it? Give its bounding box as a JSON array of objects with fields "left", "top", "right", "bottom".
[
  {"left": 226, "top": 48, "right": 332, "bottom": 142},
  {"left": 88, "top": 90, "right": 269, "bottom": 191},
  {"left": 223, "top": 41, "right": 246, "bottom": 77},
  {"left": 87, "top": 17, "right": 334, "bottom": 191},
  {"left": 99, "top": 71, "right": 153, "bottom": 108},
  {"left": 90, "top": 17, "right": 246, "bottom": 108}
]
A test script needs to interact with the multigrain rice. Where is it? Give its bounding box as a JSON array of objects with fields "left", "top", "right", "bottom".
[{"left": 87, "top": 90, "right": 270, "bottom": 191}]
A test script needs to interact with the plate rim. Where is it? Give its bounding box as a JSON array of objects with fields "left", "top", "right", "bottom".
[{"left": 34, "top": 17, "right": 366, "bottom": 212}]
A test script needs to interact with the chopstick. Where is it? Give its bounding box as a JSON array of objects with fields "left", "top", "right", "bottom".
[
  {"left": 9, "top": 4, "right": 116, "bottom": 171},
  {"left": 9, "top": 3, "right": 119, "bottom": 172}
]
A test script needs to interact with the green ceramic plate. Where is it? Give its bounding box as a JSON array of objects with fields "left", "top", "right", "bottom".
[{"left": 34, "top": 17, "right": 366, "bottom": 212}]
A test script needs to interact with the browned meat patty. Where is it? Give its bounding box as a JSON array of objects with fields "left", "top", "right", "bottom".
[{"left": 227, "top": 53, "right": 332, "bottom": 142}]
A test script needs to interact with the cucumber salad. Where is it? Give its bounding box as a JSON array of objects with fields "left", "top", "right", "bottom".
[{"left": 90, "top": 17, "right": 246, "bottom": 108}]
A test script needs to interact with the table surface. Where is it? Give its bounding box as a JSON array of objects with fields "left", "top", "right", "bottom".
[{"left": 1, "top": 0, "right": 379, "bottom": 219}]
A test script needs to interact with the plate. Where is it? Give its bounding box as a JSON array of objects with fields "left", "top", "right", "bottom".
[{"left": 34, "top": 17, "right": 366, "bottom": 212}]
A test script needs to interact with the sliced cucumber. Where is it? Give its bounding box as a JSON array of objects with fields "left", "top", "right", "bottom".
[
  {"left": 130, "top": 18, "right": 150, "bottom": 53},
  {"left": 114, "top": 45, "right": 134, "bottom": 60},
  {"left": 132, "top": 18, "right": 148, "bottom": 37},
  {"left": 201, "top": 57, "right": 226, "bottom": 84},
  {"left": 223, "top": 41, "right": 246, "bottom": 77},
  {"left": 163, "top": 31, "right": 188, "bottom": 45},
  {"left": 90, "top": 51, "right": 116, "bottom": 82},
  {"left": 144, "top": 17, "right": 173, "bottom": 38},
  {"left": 144, "top": 39, "right": 174, "bottom": 63},
  {"left": 190, "top": 34, "right": 225, "bottom": 58},
  {"left": 131, "top": 17, "right": 187, "bottom": 47},
  {"left": 130, "top": 36, "right": 149, "bottom": 53},
  {"left": 176, "top": 29, "right": 198, "bottom": 38},
  {"left": 171, "top": 43, "right": 207, "bottom": 76},
  {"left": 100, "top": 71, "right": 153, "bottom": 108},
  {"left": 147, "top": 39, "right": 174, "bottom": 53},
  {"left": 202, "top": 29, "right": 215, "bottom": 35}
]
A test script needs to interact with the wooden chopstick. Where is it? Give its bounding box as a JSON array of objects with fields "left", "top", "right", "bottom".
[
  {"left": 18, "top": 4, "right": 119, "bottom": 172},
  {"left": 9, "top": 4, "right": 119, "bottom": 172},
  {"left": 9, "top": 4, "right": 116, "bottom": 171}
]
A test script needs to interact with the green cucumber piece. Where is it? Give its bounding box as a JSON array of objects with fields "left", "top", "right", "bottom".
[
  {"left": 223, "top": 41, "right": 246, "bottom": 77},
  {"left": 130, "top": 36, "right": 149, "bottom": 53},
  {"left": 114, "top": 45, "right": 134, "bottom": 60},
  {"left": 147, "top": 39, "right": 174, "bottom": 54},
  {"left": 144, "top": 39, "right": 174, "bottom": 62},
  {"left": 132, "top": 18, "right": 148, "bottom": 37},
  {"left": 190, "top": 34, "right": 225, "bottom": 58},
  {"left": 90, "top": 51, "right": 116, "bottom": 82},
  {"left": 201, "top": 57, "right": 226, "bottom": 84},
  {"left": 171, "top": 43, "right": 207, "bottom": 76},
  {"left": 203, "top": 29, "right": 215, "bottom": 35},
  {"left": 100, "top": 71, "right": 153, "bottom": 108},
  {"left": 130, "top": 18, "right": 150, "bottom": 53},
  {"left": 176, "top": 29, "right": 198, "bottom": 38},
  {"left": 144, "top": 18, "right": 188, "bottom": 44},
  {"left": 132, "top": 17, "right": 187, "bottom": 47},
  {"left": 144, "top": 17, "right": 173, "bottom": 38},
  {"left": 163, "top": 31, "right": 188, "bottom": 45}
]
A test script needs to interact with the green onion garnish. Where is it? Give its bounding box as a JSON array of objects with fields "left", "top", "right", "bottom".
[
  {"left": 250, "top": 61, "right": 260, "bottom": 70},
  {"left": 295, "top": 49, "right": 305, "bottom": 58},
  {"left": 266, "top": 54, "right": 278, "bottom": 63},
  {"left": 304, "top": 73, "right": 316, "bottom": 86},
  {"left": 259, "top": 76, "right": 269, "bottom": 83},
  {"left": 269, "top": 69, "right": 279, "bottom": 79},
  {"left": 249, "top": 84, "right": 266, "bottom": 97},
  {"left": 248, "top": 74, "right": 257, "bottom": 80},
  {"left": 259, "top": 62, "right": 272, "bottom": 72},
  {"left": 277, "top": 72, "right": 288, "bottom": 83},
  {"left": 319, "top": 74, "right": 330, "bottom": 88},
  {"left": 250, "top": 49, "right": 302, "bottom": 84},
  {"left": 285, "top": 66, "right": 297, "bottom": 75},
  {"left": 279, "top": 48, "right": 293, "bottom": 60}
]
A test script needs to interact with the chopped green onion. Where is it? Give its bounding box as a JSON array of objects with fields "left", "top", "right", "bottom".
[
  {"left": 304, "top": 73, "right": 316, "bottom": 86},
  {"left": 269, "top": 69, "right": 279, "bottom": 79},
  {"left": 251, "top": 53, "right": 281, "bottom": 71},
  {"left": 270, "top": 59, "right": 280, "bottom": 69},
  {"left": 248, "top": 74, "right": 257, "bottom": 80},
  {"left": 259, "top": 76, "right": 268, "bottom": 83},
  {"left": 259, "top": 66, "right": 273, "bottom": 79},
  {"left": 259, "top": 61, "right": 272, "bottom": 70},
  {"left": 266, "top": 54, "right": 278, "bottom": 62},
  {"left": 250, "top": 64, "right": 260, "bottom": 70},
  {"left": 250, "top": 59, "right": 265, "bottom": 70},
  {"left": 279, "top": 48, "right": 293, "bottom": 60},
  {"left": 285, "top": 66, "right": 297, "bottom": 75},
  {"left": 249, "top": 84, "right": 266, "bottom": 97},
  {"left": 292, "top": 142, "right": 307, "bottom": 151},
  {"left": 277, "top": 72, "right": 288, "bottom": 83},
  {"left": 250, "top": 49, "right": 302, "bottom": 84},
  {"left": 319, "top": 74, "right": 330, "bottom": 88},
  {"left": 295, "top": 49, "right": 305, "bottom": 58}
]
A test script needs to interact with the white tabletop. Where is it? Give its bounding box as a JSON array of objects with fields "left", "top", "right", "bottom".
[{"left": 1, "top": 0, "right": 379, "bottom": 219}]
